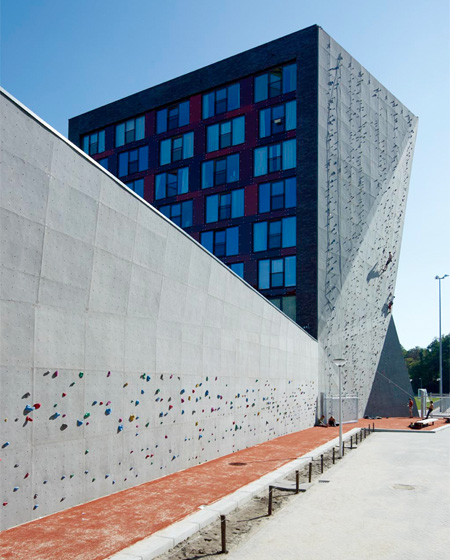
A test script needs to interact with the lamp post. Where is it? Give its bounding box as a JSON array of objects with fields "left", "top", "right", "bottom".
[
  {"left": 333, "top": 358, "right": 347, "bottom": 458},
  {"left": 435, "top": 274, "right": 448, "bottom": 397}
]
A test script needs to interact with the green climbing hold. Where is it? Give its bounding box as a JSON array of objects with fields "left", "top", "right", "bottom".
[
  {"left": 83, "top": 413, "right": 90, "bottom": 419},
  {"left": 85, "top": 450, "right": 89, "bottom": 454},
  {"left": 79, "top": 372, "right": 84, "bottom": 378}
]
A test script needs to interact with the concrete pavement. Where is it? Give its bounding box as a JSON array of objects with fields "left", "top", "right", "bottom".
[{"left": 226, "top": 428, "right": 450, "bottom": 560}]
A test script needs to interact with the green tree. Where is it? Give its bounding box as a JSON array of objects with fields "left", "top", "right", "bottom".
[{"left": 403, "top": 334, "right": 450, "bottom": 394}]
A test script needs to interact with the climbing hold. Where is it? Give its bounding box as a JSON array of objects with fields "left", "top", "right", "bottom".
[
  {"left": 61, "top": 475, "right": 65, "bottom": 480},
  {"left": 117, "top": 425, "right": 124, "bottom": 432},
  {"left": 123, "top": 383, "right": 128, "bottom": 388},
  {"left": 24, "top": 473, "right": 29, "bottom": 479},
  {"left": 141, "top": 390, "right": 145, "bottom": 395},
  {"left": 34, "top": 494, "right": 38, "bottom": 499},
  {"left": 60, "top": 497, "right": 65, "bottom": 502},
  {"left": 53, "top": 371, "right": 58, "bottom": 378},
  {"left": 77, "top": 420, "right": 83, "bottom": 426},
  {"left": 83, "top": 413, "right": 90, "bottom": 419},
  {"left": 180, "top": 389, "right": 185, "bottom": 394},
  {"left": 2, "top": 502, "right": 8, "bottom": 506},
  {"left": 70, "top": 382, "right": 75, "bottom": 387},
  {"left": 24, "top": 405, "right": 34, "bottom": 413},
  {"left": 140, "top": 374, "right": 146, "bottom": 380},
  {"left": 146, "top": 375, "right": 151, "bottom": 382},
  {"left": 70, "top": 474, "right": 74, "bottom": 478},
  {"left": 129, "top": 415, "right": 135, "bottom": 421},
  {"left": 135, "top": 400, "right": 140, "bottom": 406},
  {"left": 106, "top": 401, "right": 111, "bottom": 405},
  {"left": 85, "top": 450, "right": 89, "bottom": 454},
  {"left": 26, "top": 416, "right": 33, "bottom": 422},
  {"left": 43, "top": 480, "right": 48, "bottom": 484},
  {"left": 92, "top": 478, "right": 95, "bottom": 482},
  {"left": 33, "top": 505, "right": 39, "bottom": 510},
  {"left": 33, "top": 403, "right": 41, "bottom": 409},
  {"left": 92, "top": 401, "right": 98, "bottom": 406},
  {"left": 79, "top": 372, "right": 84, "bottom": 378},
  {"left": 62, "top": 393, "right": 67, "bottom": 397},
  {"left": 107, "top": 371, "right": 111, "bottom": 377},
  {"left": 105, "top": 474, "right": 110, "bottom": 478},
  {"left": 13, "top": 487, "right": 19, "bottom": 492},
  {"left": 105, "top": 408, "right": 112, "bottom": 415}
]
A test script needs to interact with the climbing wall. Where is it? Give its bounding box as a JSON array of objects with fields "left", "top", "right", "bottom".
[
  {"left": 317, "top": 30, "right": 418, "bottom": 416},
  {"left": 0, "top": 90, "right": 318, "bottom": 531}
]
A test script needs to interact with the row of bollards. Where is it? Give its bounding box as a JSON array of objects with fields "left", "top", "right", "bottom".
[{"left": 220, "top": 425, "right": 375, "bottom": 554}]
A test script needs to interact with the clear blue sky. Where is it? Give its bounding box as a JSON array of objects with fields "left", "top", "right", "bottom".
[{"left": 1, "top": 0, "right": 449, "bottom": 349}]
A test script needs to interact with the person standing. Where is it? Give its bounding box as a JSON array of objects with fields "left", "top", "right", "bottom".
[
  {"left": 425, "top": 400, "right": 434, "bottom": 419},
  {"left": 408, "top": 398, "right": 414, "bottom": 418}
]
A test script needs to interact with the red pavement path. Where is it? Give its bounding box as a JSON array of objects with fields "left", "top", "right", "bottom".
[{"left": 1, "top": 417, "right": 446, "bottom": 560}]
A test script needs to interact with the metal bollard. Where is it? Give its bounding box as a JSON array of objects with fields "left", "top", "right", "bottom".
[
  {"left": 350, "top": 435, "right": 353, "bottom": 449},
  {"left": 342, "top": 440, "right": 345, "bottom": 456},
  {"left": 321, "top": 454, "right": 324, "bottom": 473},
  {"left": 295, "top": 470, "right": 300, "bottom": 493},
  {"left": 373, "top": 422, "right": 375, "bottom": 432},
  {"left": 309, "top": 461, "right": 312, "bottom": 483},
  {"left": 332, "top": 447, "right": 335, "bottom": 464},
  {"left": 221, "top": 515, "right": 227, "bottom": 553},
  {"left": 268, "top": 487, "right": 273, "bottom": 516}
]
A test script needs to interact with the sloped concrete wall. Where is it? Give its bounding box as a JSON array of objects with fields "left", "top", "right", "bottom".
[
  {"left": 317, "top": 29, "right": 418, "bottom": 415},
  {"left": 0, "top": 90, "right": 318, "bottom": 530}
]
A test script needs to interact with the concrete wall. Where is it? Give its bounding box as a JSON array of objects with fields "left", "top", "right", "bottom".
[
  {"left": 317, "top": 29, "right": 418, "bottom": 416},
  {"left": 0, "top": 90, "right": 318, "bottom": 531}
]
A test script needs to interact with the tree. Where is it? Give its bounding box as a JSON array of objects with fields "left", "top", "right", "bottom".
[{"left": 403, "top": 334, "right": 450, "bottom": 394}]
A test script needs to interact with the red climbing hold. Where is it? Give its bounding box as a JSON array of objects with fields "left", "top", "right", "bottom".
[
  {"left": 26, "top": 416, "right": 33, "bottom": 422},
  {"left": 33, "top": 403, "right": 41, "bottom": 409}
]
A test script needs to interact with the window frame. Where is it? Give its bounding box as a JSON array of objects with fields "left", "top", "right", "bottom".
[
  {"left": 201, "top": 226, "right": 239, "bottom": 257},
  {"left": 254, "top": 63, "right": 297, "bottom": 103},
  {"left": 206, "top": 115, "right": 245, "bottom": 152},
  {"left": 205, "top": 189, "right": 244, "bottom": 223},
  {"left": 125, "top": 178, "right": 145, "bottom": 198},
  {"left": 115, "top": 116, "right": 145, "bottom": 147},
  {"left": 155, "top": 168, "right": 189, "bottom": 200},
  {"left": 160, "top": 131, "right": 194, "bottom": 166},
  {"left": 254, "top": 139, "right": 296, "bottom": 177},
  {"left": 258, "top": 256, "right": 296, "bottom": 289},
  {"left": 201, "top": 153, "right": 240, "bottom": 189},
  {"left": 202, "top": 83, "right": 241, "bottom": 119},
  {"left": 159, "top": 199, "right": 193, "bottom": 228},
  {"left": 118, "top": 146, "right": 149, "bottom": 177},
  {"left": 258, "top": 178, "right": 296, "bottom": 213},
  {"left": 259, "top": 101, "right": 296, "bottom": 138},
  {"left": 156, "top": 100, "right": 190, "bottom": 134},
  {"left": 82, "top": 130, "right": 106, "bottom": 156},
  {"left": 253, "top": 216, "right": 296, "bottom": 252}
]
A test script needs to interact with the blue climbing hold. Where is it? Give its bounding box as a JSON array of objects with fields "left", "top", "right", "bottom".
[
  {"left": 2, "top": 442, "right": 10, "bottom": 448},
  {"left": 77, "top": 420, "right": 83, "bottom": 426},
  {"left": 24, "top": 405, "right": 34, "bottom": 413},
  {"left": 118, "top": 425, "right": 124, "bottom": 432},
  {"left": 105, "top": 408, "right": 112, "bottom": 415}
]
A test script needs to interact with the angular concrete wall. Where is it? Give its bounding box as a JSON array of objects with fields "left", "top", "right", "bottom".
[
  {"left": 0, "top": 90, "right": 318, "bottom": 530},
  {"left": 365, "top": 318, "right": 417, "bottom": 418},
  {"left": 317, "top": 29, "right": 418, "bottom": 416}
]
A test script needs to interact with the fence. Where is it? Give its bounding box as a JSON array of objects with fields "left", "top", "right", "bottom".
[{"left": 322, "top": 394, "right": 359, "bottom": 424}]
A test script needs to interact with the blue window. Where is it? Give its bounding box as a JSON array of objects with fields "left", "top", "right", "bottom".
[
  {"left": 230, "top": 262, "right": 244, "bottom": 279},
  {"left": 259, "top": 178, "right": 296, "bottom": 213},
  {"left": 269, "top": 296, "right": 296, "bottom": 321},
  {"left": 258, "top": 256, "right": 296, "bottom": 289},
  {"left": 160, "top": 132, "right": 194, "bottom": 165},
  {"left": 207, "top": 116, "right": 245, "bottom": 152},
  {"left": 82, "top": 130, "right": 105, "bottom": 155},
  {"left": 201, "top": 227, "right": 239, "bottom": 257},
  {"left": 254, "top": 64, "right": 297, "bottom": 103},
  {"left": 155, "top": 168, "right": 189, "bottom": 200},
  {"left": 253, "top": 217, "right": 296, "bottom": 252},
  {"left": 159, "top": 200, "right": 193, "bottom": 228},
  {"left": 202, "top": 154, "right": 239, "bottom": 188},
  {"left": 259, "top": 101, "right": 296, "bottom": 138},
  {"left": 156, "top": 101, "right": 190, "bottom": 133},
  {"left": 206, "top": 189, "right": 244, "bottom": 223},
  {"left": 202, "top": 83, "right": 240, "bottom": 119},
  {"left": 254, "top": 139, "right": 296, "bottom": 177},
  {"left": 98, "top": 157, "right": 108, "bottom": 170},
  {"left": 115, "top": 116, "right": 145, "bottom": 147},
  {"left": 126, "top": 178, "right": 144, "bottom": 198},
  {"left": 118, "top": 146, "right": 148, "bottom": 177}
]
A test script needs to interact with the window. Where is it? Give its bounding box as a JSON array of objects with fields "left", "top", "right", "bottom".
[
  {"left": 160, "top": 132, "right": 194, "bottom": 165},
  {"left": 230, "top": 262, "right": 244, "bottom": 279},
  {"left": 115, "top": 116, "right": 145, "bottom": 147},
  {"left": 126, "top": 178, "right": 144, "bottom": 198},
  {"left": 206, "top": 189, "right": 244, "bottom": 223},
  {"left": 254, "top": 63, "right": 297, "bottom": 102},
  {"left": 156, "top": 101, "right": 190, "bottom": 133},
  {"left": 253, "top": 217, "right": 296, "bottom": 252},
  {"left": 254, "top": 139, "right": 296, "bottom": 176},
  {"left": 201, "top": 227, "right": 239, "bottom": 257},
  {"left": 118, "top": 146, "right": 148, "bottom": 177},
  {"left": 207, "top": 116, "right": 245, "bottom": 152},
  {"left": 98, "top": 157, "right": 109, "bottom": 170},
  {"left": 155, "top": 168, "right": 189, "bottom": 200},
  {"left": 259, "top": 101, "right": 296, "bottom": 138},
  {"left": 202, "top": 154, "right": 239, "bottom": 188},
  {"left": 258, "top": 256, "right": 296, "bottom": 289},
  {"left": 159, "top": 200, "right": 193, "bottom": 228},
  {"left": 82, "top": 130, "right": 105, "bottom": 155},
  {"left": 259, "top": 178, "right": 296, "bottom": 213},
  {"left": 269, "top": 296, "right": 296, "bottom": 321},
  {"left": 202, "top": 83, "right": 240, "bottom": 119}
]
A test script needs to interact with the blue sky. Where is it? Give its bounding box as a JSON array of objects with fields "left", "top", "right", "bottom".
[{"left": 1, "top": 0, "right": 449, "bottom": 349}]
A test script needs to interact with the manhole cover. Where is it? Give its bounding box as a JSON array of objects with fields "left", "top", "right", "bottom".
[{"left": 393, "top": 484, "right": 416, "bottom": 491}]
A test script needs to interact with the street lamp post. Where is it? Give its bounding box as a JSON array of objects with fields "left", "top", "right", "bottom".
[
  {"left": 333, "top": 358, "right": 347, "bottom": 459},
  {"left": 435, "top": 274, "right": 448, "bottom": 397}
]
